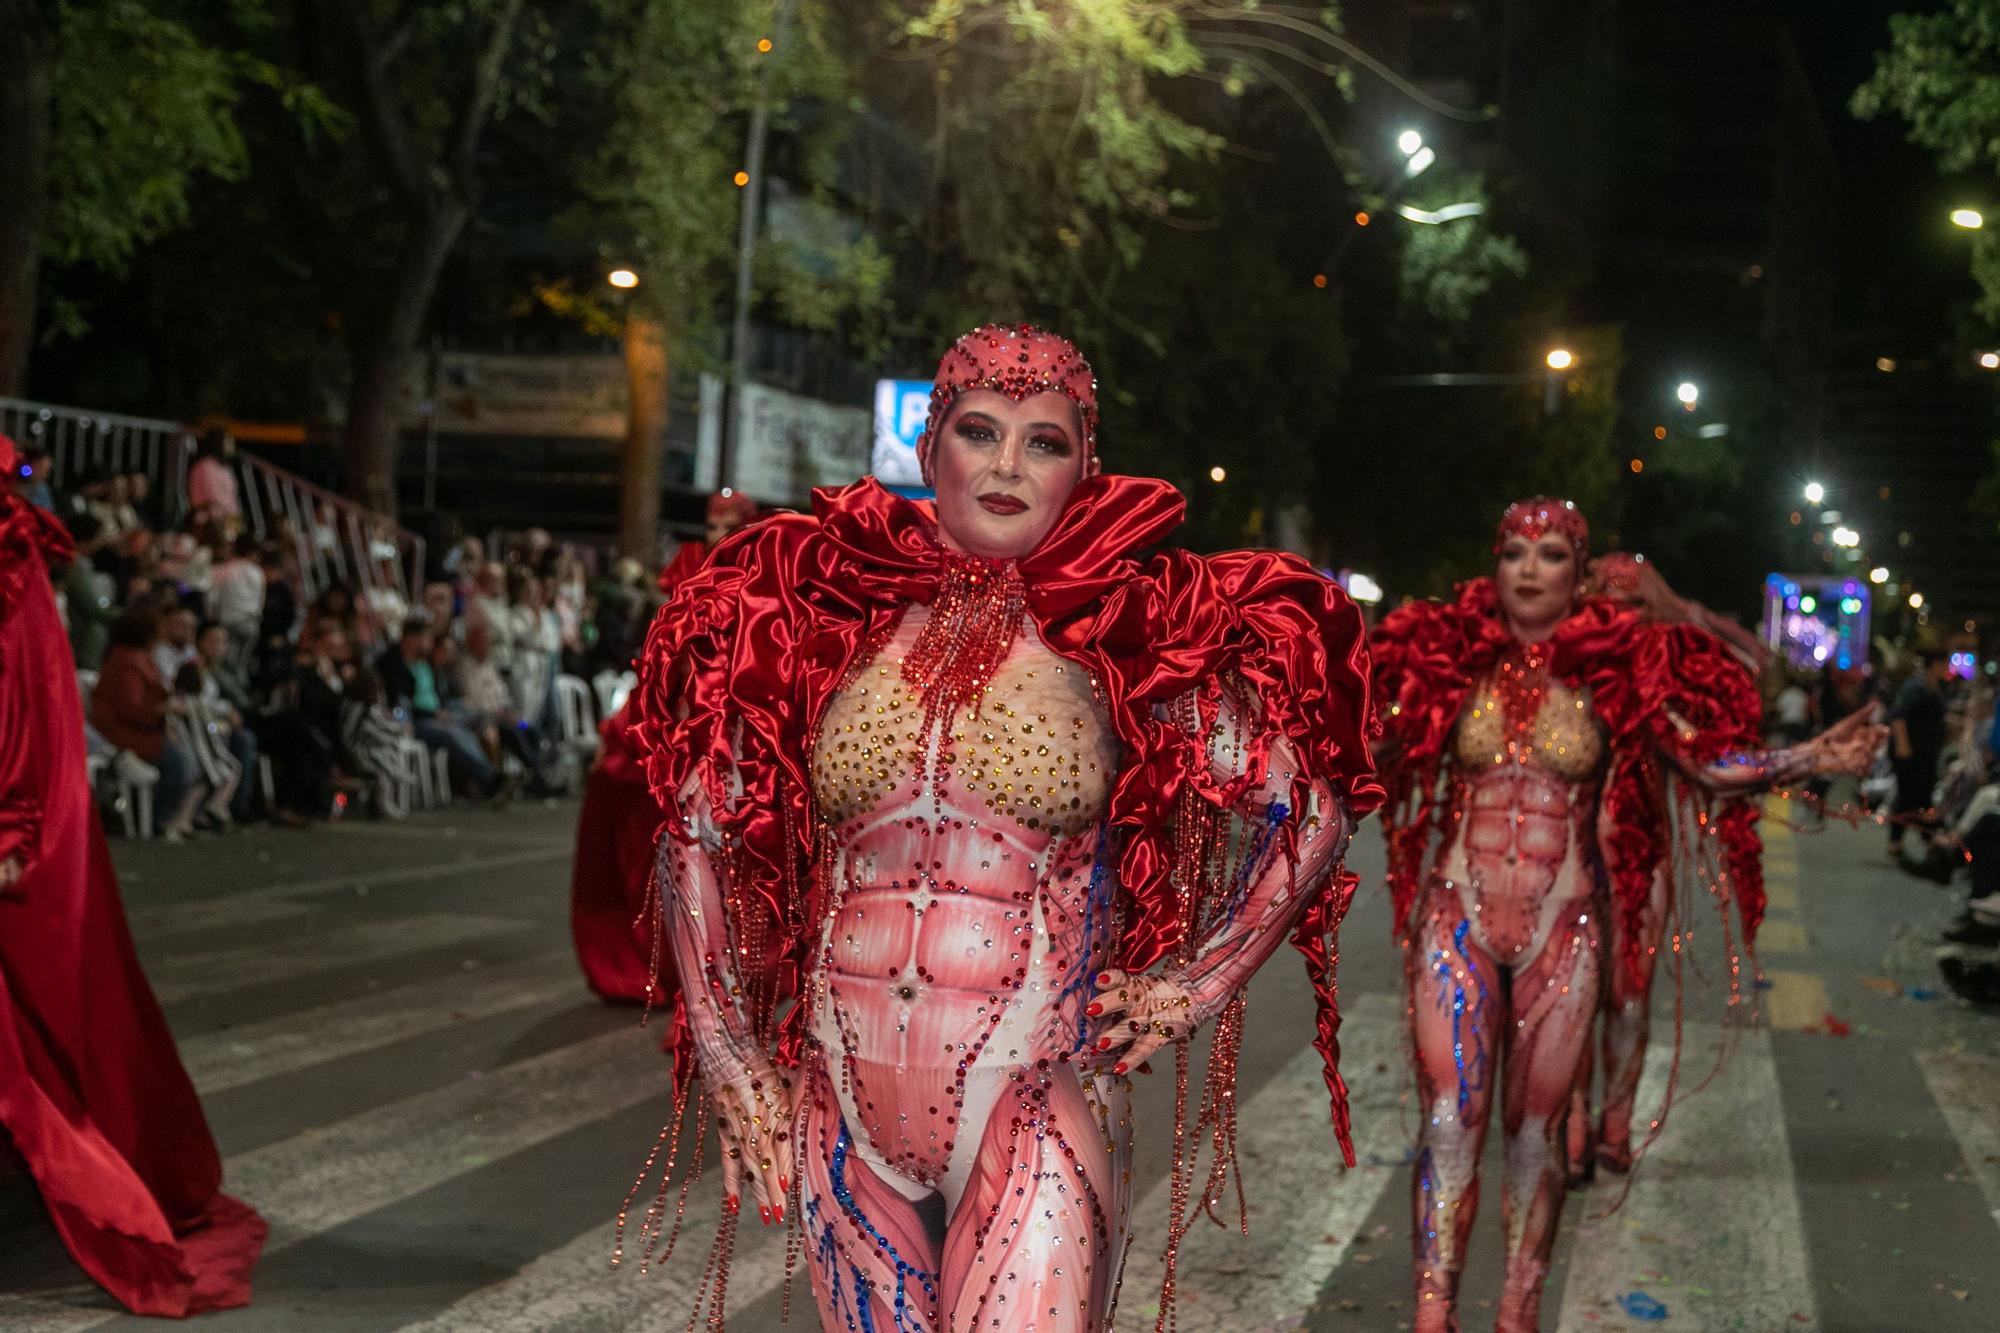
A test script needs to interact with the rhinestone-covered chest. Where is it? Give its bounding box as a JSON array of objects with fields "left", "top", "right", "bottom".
[
  {"left": 809, "top": 611, "right": 1115, "bottom": 836},
  {"left": 1454, "top": 666, "right": 1604, "bottom": 781}
]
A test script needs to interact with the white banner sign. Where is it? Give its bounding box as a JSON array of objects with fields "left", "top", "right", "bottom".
[{"left": 694, "top": 376, "right": 872, "bottom": 505}]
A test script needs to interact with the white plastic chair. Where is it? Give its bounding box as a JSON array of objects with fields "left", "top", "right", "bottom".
[
  {"left": 591, "top": 669, "right": 637, "bottom": 720},
  {"left": 394, "top": 736, "right": 435, "bottom": 809},
  {"left": 555, "top": 674, "right": 597, "bottom": 760}
]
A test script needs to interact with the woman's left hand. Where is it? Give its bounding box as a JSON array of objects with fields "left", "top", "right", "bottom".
[{"left": 1086, "top": 968, "right": 1196, "bottom": 1075}]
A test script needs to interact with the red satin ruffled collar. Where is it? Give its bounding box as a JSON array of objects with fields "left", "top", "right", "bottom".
[{"left": 811, "top": 474, "right": 1186, "bottom": 615}]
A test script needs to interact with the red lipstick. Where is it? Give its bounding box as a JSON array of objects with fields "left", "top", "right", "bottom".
[{"left": 978, "top": 492, "right": 1027, "bottom": 515}]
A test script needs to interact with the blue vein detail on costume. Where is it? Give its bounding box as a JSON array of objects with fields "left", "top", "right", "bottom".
[
  {"left": 830, "top": 1122, "right": 938, "bottom": 1331},
  {"left": 1430, "top": 918, "right": 1490, "bottom": 1111},
  {"left": 808, "top": 1197, "right": 866, "bottom": 1332},
  {"left": 1221, "top": 801, "right": 1290, "bottom": 930},
  {"left": 1060, "top": 823, "right": 1117, "bottom": 1055},
  {"left": 1415, "top": 1145, "right": 1445, "bottom": 1266}
]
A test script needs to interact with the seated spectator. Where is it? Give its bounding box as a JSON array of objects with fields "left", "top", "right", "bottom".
[
  {"left": 420, "top": 580, "right": 456, "bottom": 638},
  {"left": 206, "top": 533, "right": 265, "bottom": 663},
  {"left": 152, "top": 605, "right": 198, "bottom": 686},
  {"left": 252, "top": 620, "right": 349, "bottom": 823},
  {"left": 507, "top": 569, "right": 560, "bottom": 727},
  {"left": 56, "top": 513, "right": 114, "bottom": 670},
  {"left": 194, "top": 622, "right": 261, "bottom": 821},
  {"left": 363, "top": 552, "right": 410, "bottom": 645},
  {"left": 466, "top": 562, "right": 516, "bottom": 679},
  {"left": 253, "top": 543, "right": 297, "bottom": 687},
  {"left": 302, "top": 583, "right": 361, "bottom": 654},
  {"left": 452, "top": 620, "right": 561, "bottom": 786},
  {"left": 339, "top": 669, "right": 410, "bottom": 820},
  {"left": 375, "top": 620, "right": 513, "bottom": 803},
  {"left": 89, "top": 607, "right": 201, "bottom": 841},
  {"left": 166, "top": 663, "right": 240, "bottom": 833}
]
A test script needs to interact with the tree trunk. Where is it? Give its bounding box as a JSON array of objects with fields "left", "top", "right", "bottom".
[
  {"left": 342, "top": 205, "right": 466, "bottom": 515},
  {"left": 618, "top": 313, "right": 669, "bottom": 560},
  {"left": 0, "top": 8, "right": 55, "bottom": 396}
]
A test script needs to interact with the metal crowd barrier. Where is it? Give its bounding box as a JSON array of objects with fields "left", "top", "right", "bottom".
[{"left": 2, "top": 397, "right": 423, "bottom": 641}]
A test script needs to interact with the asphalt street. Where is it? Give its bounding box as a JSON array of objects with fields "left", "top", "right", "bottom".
[{"left": 1, "top": 794, "right": 1995, "bottom": 1332}]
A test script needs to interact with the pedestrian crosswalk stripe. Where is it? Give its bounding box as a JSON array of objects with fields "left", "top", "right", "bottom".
[
  {"left": 393, "top": 1215, "right": 793, "bottom": 1332},
  {"left": 1553, "top": 1024, "right": 1818, "bottom": 1332},
  {"left": 177, "top": 954, "right": 587, "bottom": 1094},
  {"left": 125, "top": 847, "right": 571, "bottom": 938},
  {"left": 145, "top": 912, "right": 527, "bottom": 1005},
  {"left": 1914, "top": 1048, "right": 2000, "bottom": 1237},
  {"left": 219, "top": 1026, "right": 666, "bottom": 1248},
  {"left": 1114, "top": 992, "right": 1408, "bottom": 1331},
  {"left": 1762, "top": 968, "right": 1831, "bottom": 1032}
]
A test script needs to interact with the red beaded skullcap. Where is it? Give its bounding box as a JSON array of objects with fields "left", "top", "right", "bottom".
[
  {"left": 914, "top": 323, "right": 1099, "bottom": 478},
  {"left": 1494, "top": 495, "right": 1589, "bottom": 559}
]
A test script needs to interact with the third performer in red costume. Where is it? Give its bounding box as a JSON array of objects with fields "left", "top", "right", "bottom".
[{"left": 1368, "top": 497, "right": 1879, "bottom": 1333}]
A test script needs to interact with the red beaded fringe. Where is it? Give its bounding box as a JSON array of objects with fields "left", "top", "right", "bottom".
[{"left": 902, "top": 552, "right": 1027, "bottom": 737}]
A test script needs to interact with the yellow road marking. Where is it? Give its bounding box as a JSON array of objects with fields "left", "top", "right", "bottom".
[
  {"left": 1762, "top": 968, "right": 1829, "bottom": 1031},
  {"left": 1755, "top": 920, "right": 1809, "bottom": 956}
]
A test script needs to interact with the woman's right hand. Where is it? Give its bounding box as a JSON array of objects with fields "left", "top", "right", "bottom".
[{"left": 713, "top": 1067, "right": 799, "bottom": 1226}]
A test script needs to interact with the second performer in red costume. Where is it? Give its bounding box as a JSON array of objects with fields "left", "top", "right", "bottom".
[{"left": 1369, "top": 497, "right": 1879, "bottom": 1333}]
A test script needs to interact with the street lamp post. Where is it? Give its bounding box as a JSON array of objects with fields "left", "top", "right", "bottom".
[{"left": 610, "top": 268, "right": 670, "bottom": 560}]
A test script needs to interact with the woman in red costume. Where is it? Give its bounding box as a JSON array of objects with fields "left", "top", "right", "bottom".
[
  {"left": 624, "top": 325, "right": 1380, "bottom": 1330},
  {"left": 571, "top": 491, "right": 759, "bottom": 1004},
  {"left": 1369, "top": 498, "right": 1878, "bottom": 1333},
  {"left": 0, "top": 436, "right": 267, "bottom": 1316}
]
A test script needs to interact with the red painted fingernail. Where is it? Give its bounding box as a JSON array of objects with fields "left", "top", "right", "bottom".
[
  {"left": 1085, "top": 1002, "right": 1104, "bottom": 1017},
  {"left": 1097, "top": 972, "right": 1112, "bottom": 985},
  {"left": 1098, "top": 1037, "right": 1113, "bottom": 1050},
  {"left": 759, "top": 1205, "right": 771, "bottom": 1225},
  {"left": 1114, "top": 1061, "right": 1129, "bottom": 1075},
  {"left": 774, "top": 1204, "right": 785, "bottom": 1224},
  {"left": 727, "top": 1194, "right": 739, "bottom": 1214},
  {"left": 779, "top": 1175, "right": 790, "bottom": 1194}
]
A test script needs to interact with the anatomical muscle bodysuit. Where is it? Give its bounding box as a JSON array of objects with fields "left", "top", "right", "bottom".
[
  {"left": 1369, "top": 499, "right": 1879, "bottom": 1333},
  {"left": 626, "top": 326, "right": 1380, "bottom": 1331}
]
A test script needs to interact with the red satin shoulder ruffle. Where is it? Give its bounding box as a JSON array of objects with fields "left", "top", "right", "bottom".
[
  {"left": 1370, "top": 578, "right": 1763, "bottom": 990},
  {"left": 629, "top": 475, "right": 1381, "bottom": 1143}
]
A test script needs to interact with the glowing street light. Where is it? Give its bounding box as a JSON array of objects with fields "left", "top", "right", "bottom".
[
  {"left": 1346, "top": 572, "right": 1384, "bottom": 604},
  {"left": 1397, "top": 201, "right": 1487, "bottom": 225},
  {"left": 1397, "top": 129, "right": 1424, "bottom": 157},
  {"left": 1869, "top": 566, "right": 1890, "bottom": 584},
  {"left": 1982, "top": 351, "right": 2000, "bottom": 371},
  {"left": 1803, "top": 480, "right": 1825, "bottom": 505},
  {"left": 1676, "top": 381, "right": 1700, "bottom": 408},
  {"left": 1953, "top": 208, "right": 1986, "bottom": 230},
  {"left": 1209, "top": 465, "right": 1227, "bottom": 483},
  {"left": 607, "top": 268, "right": 639, "bottom": 289},
  {"left": 1910, "top": 592, "right": 1926, "bottom": 609},
  {"left": 1831, "top": 526, "right": 1860, "bottom": 548},
  {"left": 1405, "top": 146, "right": 1436, "bottom": 177},
  {"left": 1546, "top": 347, "right": 1575, "bottom": 371}
]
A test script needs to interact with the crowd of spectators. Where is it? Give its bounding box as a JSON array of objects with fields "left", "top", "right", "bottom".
[{"left": 22, "top": 433, "right": 667, "bottom": 843}]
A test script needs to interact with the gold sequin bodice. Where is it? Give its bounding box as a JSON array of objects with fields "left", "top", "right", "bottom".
[
  {"left": 810, "top": 609, "right": 1116, "bottom": 838},
  {"left": 1453, "top": 670, "right": 1603, "bottom": 781}
]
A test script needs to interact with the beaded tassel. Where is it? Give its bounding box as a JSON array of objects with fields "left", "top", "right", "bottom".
[{"left": 901, "top": 552, "right": 1027, "bottom": 741}]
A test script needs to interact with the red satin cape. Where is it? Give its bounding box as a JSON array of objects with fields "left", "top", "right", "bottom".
[
  {"left": 569, "top": 707, "right": 667, "bottom": 1004},
  {"left": 0, "top": 497, "right": 267, "bottom": 1316},
  {"left": 1368, "top": 578, "right": 1765, "bottom": 992},
  {"left": 629, "top": 474, "right": 1383, "bottom": 1153}
]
